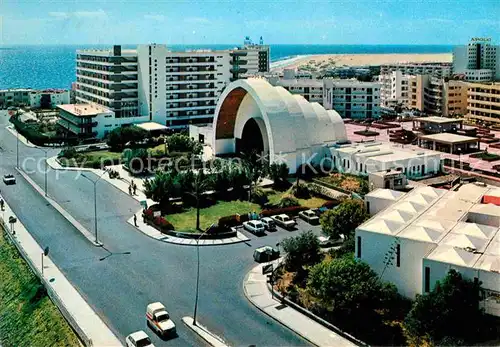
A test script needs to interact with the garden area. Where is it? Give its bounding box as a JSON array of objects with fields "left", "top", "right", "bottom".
[
  {"left": 142, "top": 160, "right": 340, "bottom": 234},
  {"left": 273, "top": 199, "right": 500, "bottom": 346},
  {"left": 314, "top": 172, "right": 369, "bottom": 195},
  {"left": 469, "top": 151, "right": 500, "bottom": 162}
]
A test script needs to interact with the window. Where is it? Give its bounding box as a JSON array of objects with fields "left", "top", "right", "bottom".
[
  {"left": 424, "top": 266, "right": 430, "bottom": 292},
  {"left": 357, "top": 236, "right": 362, "bottom": 258},
  {"left": 396, "top": 244, "right": 400, "bottom": 267},
  {"left": 366, "top": 201, "right": 370, "bottom": 214}
]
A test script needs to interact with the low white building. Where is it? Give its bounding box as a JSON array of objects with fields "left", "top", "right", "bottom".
[
  {"left": 29, "top": 89, "right": 70, "bottom": 109},
  {"left": 57, "top": 103, "right": 148, "bottom": 139},
  {"left": 329, "top": 142, "right": 442, "bottom": 179},
  {"left": 323, "top": 79, "right": 381, "bottom": 119},
  {"left": 356, "top": 183, "right": 500, "bottom": 316}
]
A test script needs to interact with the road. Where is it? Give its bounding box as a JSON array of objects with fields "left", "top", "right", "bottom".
[{"left": 0, "top": 112, "right": 318, "bottom": 347}]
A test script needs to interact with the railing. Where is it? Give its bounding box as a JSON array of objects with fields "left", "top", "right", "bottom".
[{"left": 0, "top": 217, "right": 93, "bottom": 346}]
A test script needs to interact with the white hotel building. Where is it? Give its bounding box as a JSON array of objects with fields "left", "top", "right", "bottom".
[
  {"left": 75, "top": 42, "right": 270, "bottom": 130},
  {"left": 379, "top": 70, "right": 410, "bottom": 108},
  {"left": 453, "top": 38, "right": 500, "bottom": 82}
]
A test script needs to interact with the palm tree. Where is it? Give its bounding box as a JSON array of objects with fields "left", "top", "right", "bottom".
[
  {"left": 143, "top": 170, "right": 180, "bottom": 214},
  {"left": 182, "top": 169, "right": 213, "bottom": 231}
]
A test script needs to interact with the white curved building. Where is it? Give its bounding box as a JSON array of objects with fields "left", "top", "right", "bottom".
[{"left": 211, "top": 78, "right": 347, "bottom": 173}]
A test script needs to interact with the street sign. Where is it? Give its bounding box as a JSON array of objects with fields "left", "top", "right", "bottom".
[
  {"left": 262, "top": 263, "right": 273, "bottom": 275},
  {"left": 140, "top": 200, "right": 148, "bottom": 209},
  {"left": 153, "top": 211, "right": 161, "bottom": 217},
  {"left": 44, "top": 247, "right": 50, "bottom": 256}
]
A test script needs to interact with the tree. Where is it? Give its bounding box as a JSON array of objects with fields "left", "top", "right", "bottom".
[
  {"left": 166, "top": 133, "right": 202, "bottom": 155},
  {"left": 143, "top": 170, "right": 180, "bottom": 214},
  {"left": 241, "top": 150, "right": 265, "bottom": 202},
  {"left": 403, "top": 270, "right": 486, "bottom": 346},
  {"left": 277, "top": 196, "right": 300, "bottom": 208},
  {"left": 107, "top": 126, "right": 148, "bottom": 151},
  {"left": 268, "top": 162, "right": 289, "bottom": 189},
  {"left": 281, "top": 231, "right": 321, "bottom": 273},
  {"left": 122, "top": 148, "right": 149, "bottom": 173},
  {"left": 320, "top": 199, "right": 368, "bottom": 240},
  {"left": 178, "top": 169, "right": 213, "bottom": 230}
]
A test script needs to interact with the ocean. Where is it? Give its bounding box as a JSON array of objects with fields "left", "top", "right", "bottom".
[{"left": 0, "top": 44, "right": 453, "bottom": 90}]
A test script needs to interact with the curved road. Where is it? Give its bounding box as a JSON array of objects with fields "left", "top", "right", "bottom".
[{"left": 0, "top": 112, "right": 311, "bottom": 347}]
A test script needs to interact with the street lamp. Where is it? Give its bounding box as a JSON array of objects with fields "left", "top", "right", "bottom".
[
  {"left": 16, "top": 129, "right": 20, "bottom": 169},
  {"left": 81, "top": 172, "right": 106, "bottom": 244},
  {"left": 193, "top": 223, "right": 216, "bottom": 327},
  {"left": 35, "top": 147, "right": 50, "bottom": 197}
]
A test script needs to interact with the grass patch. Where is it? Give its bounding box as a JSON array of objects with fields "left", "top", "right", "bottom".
[
  {"left": 166, "top": 200, "right": 261, "bottom": 231},
  {"left": 469, "top": 151, "right": 500, "bottom": 162},
  {"left": 315, "top": 173, "right": 369, "bottom": 194},
  {"left": 59, "top": 150, "right": 122, "bottom": 168},
  {"left": 266, "top": 188, "right": 329, "bottom": 209},
  {"left": 0, "top": 228, "right": 80, "bottom": 346}
]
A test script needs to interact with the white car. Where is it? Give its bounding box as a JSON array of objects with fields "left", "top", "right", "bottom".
[
  {"left": 260, "top": 217, "right": 277, "bottom": 231},
  {"left": 126, "top": 331, "right": 154, "bottom": 347},
  {"left": 299, "top": 209, "right": 320, "bottom": 225},
  {"left": 146, "top": 302, "right": 176, "bottom": 337},
  {"left": 317, "top": 234, "right": 345, "bottom": 248},
  {"left": 3, "top": 174, "right": 16, "bottom": 185},
  {"left": 243, "top": 220, "right": 266, "bottom": 235},
  {"left": 271, "top": 214, "right": 296, "bottom": 230}
]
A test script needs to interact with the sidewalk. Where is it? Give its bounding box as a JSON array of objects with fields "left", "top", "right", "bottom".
[
  {"left": 243, "top": 262, "right": 357, "bottom": 347},
  {"left": 47, "top": 156, "right": 250, "bottom": 246},
  {"left": 5, "top": 125, "right": 36, "bottom": 148},
  {"left": 0, "top": 194, "right": 122, "bottom": 347}
]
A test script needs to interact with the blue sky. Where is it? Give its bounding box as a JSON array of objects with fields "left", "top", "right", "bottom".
[{"left": 1, "top": 0, "right": 499, "bottom": 45}]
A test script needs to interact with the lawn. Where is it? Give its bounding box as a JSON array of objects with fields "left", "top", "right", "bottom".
[
  {"left": 0, "top": 228, "right": 79, "bottom": 346},
  {"left": 315, "top": 173, "right": 369, "bottom": 194},
  {"left": 166, "top": 200, "right": 261, "bottom": 231},
  {"left": 266, "top": 189, "right": 329, "bottom": 209},
  {"left": 59, "top": 150, "right": 122, "bottom": 168}
]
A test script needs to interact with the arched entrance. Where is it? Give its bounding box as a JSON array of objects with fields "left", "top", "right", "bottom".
[{"left": 236, "top": 118, "right": 265, "bottom": 155}]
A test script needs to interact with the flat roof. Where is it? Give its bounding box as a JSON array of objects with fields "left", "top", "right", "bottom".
[
  {"left": 331, "top": 142, "right": 440, "bottom": 162},
  {"left": 418, "top": 133, "right": 479, "bottom": 144},
  {"left": 414, "top": 116, "right": 463, "bottom": 124},
  {"left": 57, "top": 103, "right": 111, "bottom": 116},
  {"left": 136, "top": 122, "right": 168, "bottom": 131}
]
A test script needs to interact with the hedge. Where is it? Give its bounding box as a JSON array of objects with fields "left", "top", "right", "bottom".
[
  {"left": 260, "top": 205, "right": 308, "bottom": 217},
  {"left": 143, "top": 208, "right": 175, "bottom": 232}
]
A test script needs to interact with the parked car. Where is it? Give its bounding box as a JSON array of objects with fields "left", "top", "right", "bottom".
[
  {"left": 271, "top": 214, "right": 296, "bottom": 230},
  {"left": 317, "top": 234, "right": 345, "bottom": 248},
  {"left": 243, "top": 220, "right": 265, "bottom": 235},
  {"left": 146, "top": 302, "right": 176, "bottom": 337},
  {"left": 3, "top": 174, "right": 16, "bottom": 185},
  {"left": 298, "top": 209, "right": 320, "bottom": 225},
  {"left": 260, "top": 217, "right": 277, "bottom": 231},
  {"left": 253, "top": 246, "right": 280, "bottom": 263},
  {"left": 126, "top": 331, "right": 155, "bottom": 347}
]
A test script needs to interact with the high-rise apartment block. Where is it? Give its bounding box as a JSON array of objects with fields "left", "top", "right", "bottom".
[
  {"left": 453, "top": 38, "right": 500, "bottom": 82},
  {"left": 379, "top": 70, "right": 410, "bottom": 108},
  {"left": 465, "top": 83, "right": 500, "bottom": 125},
  {"left": 75, "top": 39, "right": 270, "bottom": 129},
  {"left": 380, "top": 63, "right": 452, "bottom": 78}
]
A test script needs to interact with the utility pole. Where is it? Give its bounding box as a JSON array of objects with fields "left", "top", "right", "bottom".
[
  {"left": 81, "top": 172, "right": 106, "bottom": 244},
  {"left": 193, "top": 224, "right": 215, "bottom": 326}
]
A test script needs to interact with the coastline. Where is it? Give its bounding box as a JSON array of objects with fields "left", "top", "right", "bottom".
[{"left": 270, "top": 53, "right": 452, "bottom": 72}]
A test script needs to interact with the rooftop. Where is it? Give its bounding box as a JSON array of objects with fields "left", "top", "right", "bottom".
[
  {"left": 136, "top": 122, "right": 169, "bottom": 132},
  {"left": 57, "top": 103, "right": 111, "bottom": 116},
  {"left": 358, "top": 183, "right": 500, "bottom": 273},
  {"left": 418, "top": 133, "right": 479, "bottom": 144},
  {"left": 330, "top": 142, "right": 439, "bottom": 162},
  {"left": 414, "top": 116, "right": 463, "bottom": 124}
]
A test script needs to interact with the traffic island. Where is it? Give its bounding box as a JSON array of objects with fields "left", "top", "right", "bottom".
[{"left": 182, "top": 316, "right": 229, "bottom": 347}]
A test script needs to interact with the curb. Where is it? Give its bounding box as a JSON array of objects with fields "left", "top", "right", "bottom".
[
  {"left": 6, "top": 125, "right": 36, "bottom": 148},
  {"left": 181, "top": 317, "right": 229, "bottom": 347},
  {"left": 15, "top": 168, "right": 102, "bottom": 247}
]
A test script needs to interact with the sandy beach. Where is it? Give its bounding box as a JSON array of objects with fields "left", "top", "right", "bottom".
[{"left": 271, "top": 53, "right": 452, "bottom": 72}]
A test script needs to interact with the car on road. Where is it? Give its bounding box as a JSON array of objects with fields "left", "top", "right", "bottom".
[
  {"left": 126, "top": 331, "right": 155, "bottom": 347},
  {"left": 260, "top": 217, "right": 277, "bottom": 231},
  {"left": 243, "top": 220, "right": 265, "bottom": 235},
  {"left": 253, "top": 245, "right": 280, "bottom": 263},
  {"left": 298, "top": 209, "right": 320, "bottom": 225},
  {"left": 146, "top": 302, "right": 176, "bottom": 337},
  {"left": 3, "top": 174, "right": 16, "bottom": 185},
  {"left": 271, "top": 214, "right": 296, "bottom": 230}
]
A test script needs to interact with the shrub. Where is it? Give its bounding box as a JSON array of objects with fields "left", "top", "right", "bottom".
[
  {"left": 321, "top": 200, "right": 340, "bottom": 209},
  {"left": 218, "top": 215, "right": 240, "bottom": 228},
  {"left": 261, "top": 205, "right": 307, "bottom": 217},
  {"left": 291, "top": 183, "right": 311, "bottom": 199},
  {"left": 251, "top": 187, "right": 269, "bottom": 206},
  {"left": 277, "top": 195, "right": 300, "bottom": 208},
  {"left": 58, "top": 147, "right": 77, "bottom": 159}
]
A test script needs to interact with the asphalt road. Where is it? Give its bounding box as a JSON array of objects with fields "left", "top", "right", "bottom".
[{"left": 0, "top": 111, "right": 319, "bottom": 347}]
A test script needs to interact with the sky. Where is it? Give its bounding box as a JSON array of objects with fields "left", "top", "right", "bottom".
[{"left": 1, "top": 0, "right": 499, "bottom": 45}]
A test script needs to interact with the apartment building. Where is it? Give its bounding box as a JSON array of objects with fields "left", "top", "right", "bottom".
[
  {"left": 137, "top": 44, "right": 230, "bottom": 128},
  {"left": 57, "top": 103, "right": 117, "bottom": 139},
  {"left": 323, "top": 79, "right": 381, "bottom": 119},
  {"left": 466, "top": 83, "right": 500, "bottom": 125},
  {"left": 29, "top": 89, "right": 70, "bottom": 108},
  {"left": 453, "top": 37, "right": 500, "bottom": 82},
  {"left": 380, "top": 63, "right": 452, "bottom": 78},
  {"left": 266, "top": 74, "right": 323, "bottom": 103},
  {"left": 75, "top": 40, "right": 270, "bottom": 129},
  {"left": 379, "top": 70, "right": 410, "bottom": 108},
  {"left": 407, "top": 75, "right": 468, "bottom": 117},
  {"left": 76, "top": 45, "right": 140, "bottom": 119}
]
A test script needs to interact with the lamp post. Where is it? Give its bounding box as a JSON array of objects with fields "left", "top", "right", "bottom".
[
  {"left": 16, "top": 129, "right": 19, "bottom": 169},
  {"left": 193, "top": 223, "right": 215, "bottom": 326},
  {"left": 35, "top": 147, "right": 50, "bottom": 197},
  {"left": 81, "top": 172, "right": 106, "bottom": 244}
]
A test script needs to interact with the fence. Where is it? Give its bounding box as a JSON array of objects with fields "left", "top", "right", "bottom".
[{"left": 0, "top": 217, "right": 93, "bottom": 346}]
